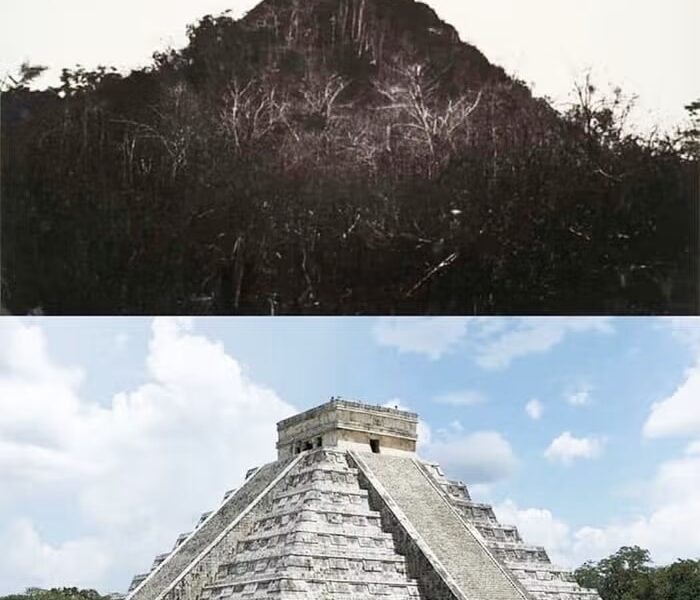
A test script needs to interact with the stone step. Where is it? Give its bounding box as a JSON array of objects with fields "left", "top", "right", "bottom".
[
  {"left": 271, "top": 487, "right": 370, "bottom": 514},
  {"left": 476, "top": 523, "right": 522, "bottom": 543},
  {"left": 507, "top": 562, "right": 573, "bottom": 576},
  {"left": 524, "top": 582, "right": 591, "bottom": 592},
  {"left": 236, "top": 528, "right": 397, "bottom": 553},
  {"left": 172, "top": 531, "right": 191, "bottom": 550},
  {"left": 532, "top": 595, "right": 600, "bottom": 600},
  {"left": 295, "top": 449, "right": 353, "bottom": 469},
  {"left": 450, "top": 501, "right": 500, "bottom": 524},
  {"left": 205, "top": 591, "right": 419, "bottom": 600},
  {"left": 287, "top": 462, "right": 359, "bottom": 477},
  {"left": 355, "top": 453, "right": 526, "bottom": 600},
  {"left": 242, "top": 503, "right": 391, "bottom": 537},
  {"left": 254, "top": 505, "right": 383, "bottom": 530},
  {"left": 202, "top": 576, "right": 422, "bottom": 599},
  {"left": 246, "top": 520, "right": 390, "bottom": 542},
  {"left": 215, "top": 564, "right": 413, "bottom": 587},
  {"left": 487, "top": 540, "right": 549, "bottom": 555},
  {"left": 218, "top": 553, "right": 409, "bottom": 577},
  {"left": 526, "top": 586, "right": 601, "bottom": 600},
  {"left": 443, "top": 480, "right": 472, "bottom": 502},
  {"left": 149, "top": 553, "right": 170, "bottom": 572},
  {"left": 419, "top": 463, "right": 473, "bottom": 503},
  {"left": 128, "top": 574, "right": 147, "bottom": 593},
  {"left": 230, "top": 542, "right": 410, "bottom": 565},
  {"left": 222, "top": 489, "right": 237, "bottom": 502},
  {"left": 276, "top": 475, "right": 363, "bottom": 496},
  {"left": 490, "top": 543, "right": 550, "bottom": 564},
  {"left": 279, "top": 469, "right": 362, "bottom": 493},
  {"left": 273, "top": 483, "right": 369, "bottom": 501}
]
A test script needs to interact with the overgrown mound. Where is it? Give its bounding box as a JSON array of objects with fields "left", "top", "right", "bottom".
[{"left": 2, "top": 0, "right": 697, "bottom": 314}]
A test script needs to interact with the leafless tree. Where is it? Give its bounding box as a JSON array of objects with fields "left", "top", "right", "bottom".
[
  {"left": 568, "top": 71, "right": 637, "bottom": 145},
  {"left": 111, "top": 83, "right": 200, "bottom": 180},
  {"left": 301, "top": 73, "right": 350, "bottom": 123},
  {"left": 220, "top": 80, "right": 296, "bottom": 152},
  {"left": 376, "top": 64, "right": 482, "bottom": 159}
]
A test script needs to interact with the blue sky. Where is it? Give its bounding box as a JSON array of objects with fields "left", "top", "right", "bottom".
[
  {"left": 1, "top": 0, "right": 699, "bottom": 133},
  {"left": 1, "top": 317, "right": 700, "bottom": 593}
]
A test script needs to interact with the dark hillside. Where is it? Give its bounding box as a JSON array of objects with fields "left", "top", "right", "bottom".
[{"left": 1, "top": 0, "right": 697, "bottom": 314}]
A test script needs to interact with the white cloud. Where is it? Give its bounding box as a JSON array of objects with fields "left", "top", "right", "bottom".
[
  {"left": 114, "top": 333, "right": 129, "bottom": 351},
  {"left": 661, "top": 317, "right": 700, "bottom": 353},
  {"left": 494, "top": 500, "right": 571, "bottom": 564},
  {"left": 373, "top": 318, "right": 468, "bottom": 360},
  {"left": 559, "top": 321, "right": 697, "bottom": 563},
  {"left": 373, "top": 317, "right": 613, "bottom": 368},
  {"left": 426, "top": 431, "right": 517, "bottom": 484},
  {"left": 495, "top": 446, "right": 700, "bottom": 567},
  {"left": 569, "top": 450, "right": 700, "bottom": 566},
  {"left": 525, "top": 399, "right": 543, "bottom": 420},
  {"left": 566, "top": 384, "right": 592, "bottom": 407},
  {"left": 0, "top": 318, "right": 84, "bottom": 388},
  {"left": 0, "top": 519, "right": 110, "bottom": 592},
  {"left": 550, "top": 320, "right": 700, "bottom": 564},
  {"left": 418, "top": 420, "right": 433, "bottom": 449},
  {"left": 0, "top": 319, "right": 92, "bottom": 490},
  {"left": 449, "top": 419, "right": 464, "bottom": 432},
  {"left": 433, "top": 390, "right": 486, "bottom": 406},
  {"left": 643, "top": 362, "right": 700, "bottom": 439},
  {"left": 544, "top": 432, "right": 605, "bottom": 466},
  {"left": 0, "top": 317, "right": 296, "bottom": 594},
  {"left": 557, "top": 342, "right": 700, "bottom": 565},
  {"left": 473, "top": 318, "right": 613, "bottom": 370},
  {"left": 686, "top": 440, "right": 700, "bottom": 456}
]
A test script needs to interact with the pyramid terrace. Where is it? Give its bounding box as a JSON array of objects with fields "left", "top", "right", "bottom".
[{"left": 126, "top": 399, "right": 600, "bottom": 600}]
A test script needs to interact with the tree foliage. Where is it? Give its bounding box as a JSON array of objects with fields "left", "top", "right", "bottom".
[
  {"left": 575, "top": 547, "right": 700, "bottom": 600},
  {"left": 1, "top": 62, "right": 48, "bottom": 91},
  {"left": 0, "top": 588, "right": 111, "bottom": 600}
]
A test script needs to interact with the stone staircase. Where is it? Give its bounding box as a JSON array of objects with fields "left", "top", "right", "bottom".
[
  {"left": 198, "top": 449, "right": 425, "bottom": 600},
  {"left": 353, "top": 452, "right": 528, "bottom": 600},
  {"left": 419, "top": 461, "right": 600, "bottom": 600}
]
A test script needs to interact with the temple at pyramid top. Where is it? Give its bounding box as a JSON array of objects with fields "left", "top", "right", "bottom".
[
  {"left": 127, "top": 399, "right": 601, "bottom": 600},
  {"left": 277, "top": 399, "right": 418, "bottom": 458}
]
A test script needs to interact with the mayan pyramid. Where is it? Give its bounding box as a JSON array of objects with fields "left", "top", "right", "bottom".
[{"left": 126, "top": 400, "right": 600, "bottom": 600}]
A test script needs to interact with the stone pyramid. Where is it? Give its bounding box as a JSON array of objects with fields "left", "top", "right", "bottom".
[{"left": 126, "top": 400, "right": 600, "bottom": 600}]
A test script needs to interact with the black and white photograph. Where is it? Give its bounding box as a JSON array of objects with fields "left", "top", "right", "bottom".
[{"left": 2, "top": 0, "right": 698, "bottom": 315}]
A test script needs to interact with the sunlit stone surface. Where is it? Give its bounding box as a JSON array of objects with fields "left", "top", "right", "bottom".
[{"left": 127, "top": 400, "right": 600, "bottom": 600}]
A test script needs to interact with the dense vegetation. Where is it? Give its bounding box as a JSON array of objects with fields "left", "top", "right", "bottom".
[
  {"left": 0, "top": 589, "right": 112, "bottom": 600},
  {"left": 2, "top": 0, "right": 697, "bottom": 314},
  {"left": 575, "top": 546, "right": 700, "bottom": 600}
]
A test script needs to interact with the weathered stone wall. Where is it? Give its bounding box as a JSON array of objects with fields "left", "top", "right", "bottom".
[
  {"left": 277, "top": 399, "right": 417, "bottom": 459},
  {"left": 335, "top": 427, "right": 417, "bottom": 455}
]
